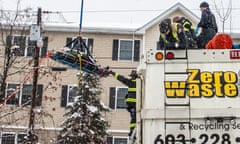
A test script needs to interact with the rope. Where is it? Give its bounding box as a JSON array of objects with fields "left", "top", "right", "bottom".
[
  {"left": 78, "top": 54, "right": 82, "bottom": 89},
  {"left": 0, "top": 55, "right": 50, "bottom": 109}
]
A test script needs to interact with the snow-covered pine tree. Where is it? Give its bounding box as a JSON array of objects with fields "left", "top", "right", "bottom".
[{"left": 57, "top": 73, "right": 110, "bottom": 144}]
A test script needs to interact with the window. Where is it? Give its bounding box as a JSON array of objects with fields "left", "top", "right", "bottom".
[
  {"left": 109, "top": 87, "right": 127, "bottom": 109},
  {"left": 61, "top": 84, "right": 79, "bottom": 107},
  {"left": 6, "top": 83, "right": 20, "bottom": 105},
  {"left": 21, "top": 84, "right": 33, "bottom": 105},
  {"left": 66, "top": 37, "right": 94, "bottom": 54},
  {"left": 1, "top": 133, "right": 15, "bottom": 144},
  {"left": 119, "top": 40, "right": 133, "bottom": 60},
  {"left": 0, "top": 132, "right": 27, "bottom": 144},
  {"left": 107, "top": 136, "right": 128, "bottom": 144},
  {"left": 7, "top": 35, "right": 48, "bottom": 57},
  {"left": 17, "top": 133, "right": 26, "bottom": 143},
  {"left": 5, "top": 83, "right": 43, "bottom": 106},
  {"left": 67, "top": 85, "right": 79, "bottom": 105},
  {"left": 112, "top": 39, "right": 140, "bottom": 61}
]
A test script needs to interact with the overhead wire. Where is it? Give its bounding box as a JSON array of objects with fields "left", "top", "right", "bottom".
[
  {"left": 46, "top": 7, "right": 240, "bottom": 13},
  {"left": 2, "top": 7, "right": 240, "bottom": 14},
  {"left": 0, "top": 100, "right": 31, "bottom": 119},
  {"left": 1, "top": 7, "right": 240, "bottom": 30}
]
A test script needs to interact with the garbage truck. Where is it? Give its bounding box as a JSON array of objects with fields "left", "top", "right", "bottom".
[{"left": 136, "top": 48, "right": 240, "bottom": 144}]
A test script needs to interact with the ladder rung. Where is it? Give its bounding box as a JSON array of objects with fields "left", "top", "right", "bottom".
[
  {"left": 165, "top": 121, "right": 190, "bottom": 124},
  {"left": 165, "top": 103, "right": 190, "bottom": 106},
  {"left": 164, "top": 72, "right": 188, "bottom": 74}
]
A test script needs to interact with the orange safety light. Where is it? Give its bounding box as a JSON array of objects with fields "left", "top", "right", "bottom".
[
  {"left": 155, "top": 52, "right": 164, "bottom": 60},
  {"left": 166, "top": 52, "right": 174, "bottom": 59}
]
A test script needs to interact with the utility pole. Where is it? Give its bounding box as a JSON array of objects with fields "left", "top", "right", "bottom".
[{"left": 28, "top": 7, "right": 41, "bottom": 143}]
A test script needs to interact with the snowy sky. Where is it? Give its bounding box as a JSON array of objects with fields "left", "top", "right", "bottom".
[{"left": 1, "top": 0, "right": 240, "bottom": 32}]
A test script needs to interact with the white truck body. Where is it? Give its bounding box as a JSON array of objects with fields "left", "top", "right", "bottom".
[{"left": 137, "top": 49, "right": 240, "bottom": 144}]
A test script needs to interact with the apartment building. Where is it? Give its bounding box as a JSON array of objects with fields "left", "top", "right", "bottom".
[{"left": 0, "top": 3, "right": 239, "bottom": 144}]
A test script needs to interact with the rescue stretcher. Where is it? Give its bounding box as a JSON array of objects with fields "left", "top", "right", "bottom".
[{"left": 48, "top": 36, "right": 109, "bottom": 77}]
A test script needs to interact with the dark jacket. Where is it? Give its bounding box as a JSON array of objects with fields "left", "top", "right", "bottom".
[
  {"left": 158, "top": 23, "right": 186, "bottom": 49},
  {"left": 197, "top": 8, "right": 218, "bottom": 48},
  {"left": 113, "top": 72, "right": 136, "bottom": 108},
  {"left": 181, "top": 19, "right": 197, "bottom": 47},
  {"left": 182, "top": 19, "right": 196, "bottom": 37},
  {"left": 198, "top": 9, "right": 218, "bottom": 33},
  {"left": 113, "top": 72, "right": 137, "bottom": 136}
]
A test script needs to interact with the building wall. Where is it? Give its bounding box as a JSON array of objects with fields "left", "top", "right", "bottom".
[{"left": 0, "top": 29, "right": 142, "bottom": 143}]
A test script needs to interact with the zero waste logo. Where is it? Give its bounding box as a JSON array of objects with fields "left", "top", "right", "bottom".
[{"left": 164, "top": 69, "right": 238, "bottom": 98}]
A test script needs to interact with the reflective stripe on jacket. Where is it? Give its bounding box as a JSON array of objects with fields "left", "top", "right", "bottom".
[
  {"left": 114, "top": 73, "right": 136, "bottom": 103},
  {"left": 183, "top": 20, "right": 194, "bottom": 32},
  {"left": 160, "top": 23, "right": 180, "bottom": 43},
  {"left": 130, "top": 123, "right": 136, "bottom": 128}
]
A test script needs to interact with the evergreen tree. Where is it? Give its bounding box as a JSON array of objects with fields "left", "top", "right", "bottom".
[{"left": 57, "top": 73, "right": 110, "bottom": 144}]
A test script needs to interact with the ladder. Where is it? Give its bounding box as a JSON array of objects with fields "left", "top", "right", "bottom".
[
  {"left": 163, "top": 47, "right": 192, "bottom": 143},
  {"left": 128, "top": 127, "right": 137, "bottom": 144}
]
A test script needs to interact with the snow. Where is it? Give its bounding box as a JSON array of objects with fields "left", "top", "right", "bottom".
[
  {"left": 74, "top": 96, "right": 81, "bottom": 103},
  {"left": 85, "top": 85, "right": 89, "bottom": 89},
  {"left": 89, "top": 88, "right": 99, "bottom": 94},
  {"left": 100, "top": 101, "right": 109, "bottom": 110},
  {"left": 71, "top": 112, "right": 81, "bottom": 118},
  {"left": 87, "top": 105, "right": 98, "bottom": 113}
]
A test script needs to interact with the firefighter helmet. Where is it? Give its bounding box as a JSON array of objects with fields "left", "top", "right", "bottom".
[
  {"left": 173, "top": 16, "right": 180, "bottom": 23},
  {"left": 129, "top": 70, "right": 138, "bottom": 78},
  {"left": 159, "top": 19, "right": 171, "bottom": 33},
  {"left": 200, "top": 1, "right": 209, "bottom": 8}
]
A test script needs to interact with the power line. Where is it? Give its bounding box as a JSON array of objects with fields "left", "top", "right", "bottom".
[
  {"left": 50, "top": 8, "right": 240, "bottom": 14},
  {"left": 2, "top": 7, "right": 240, "bottom": 14},
  {"left": 0, "top": 100, "right": 31, "bottom": 119}
]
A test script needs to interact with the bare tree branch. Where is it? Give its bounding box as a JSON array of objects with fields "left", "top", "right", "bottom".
[
  {"left": 213, "top": 0, "right": 232, "bottom": 32},
  {"left": 0, "top": 100, "right": 31, "bottom": 119}
]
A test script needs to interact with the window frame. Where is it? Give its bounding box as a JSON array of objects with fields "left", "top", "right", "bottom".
[
  {"left": 115, "top": 87, "right": 128, "bottom": 109},
  {"left": 112, "top": 39, "right": 140, "bottom": 61},
  {"left": 11, "top": 35, "right": 47, "bottom": 57},
  {"left": 112, "top": 136, "right": 129, "bottom": 144},
  {"left": 66, "top": 84, "right": 79, "bottom": 106},
  {"left": 5, "top": 82, "right": 43, "bottom": 106},
  {"left": 109, "top": 86, "right": 128, "bottom": 110},
  {"left": 16, "top": 133, "right": 27, "bottom": 144},
  {"left": 66, "top": 37, "right": 93, "bottom": 54},
  {"left": 1, "top": 132, "right": 15, "bottom": 144},
  {"left": 21, "top": 84, "right": 33, "bottom": 106},
  {"left": 5, "top": 83, "right": 20, "bottom": 105},
  {"left": 118, "top": 39, "right": 134, "bottom": 61},
  {"left": 0, "top": 132, "right": 27, "bottom": 144}
]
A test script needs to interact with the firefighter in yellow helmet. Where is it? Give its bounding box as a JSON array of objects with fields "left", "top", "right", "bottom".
[
  {"left": 110, "top": 70, "right": 138, "bottom": 137},
  {"left": 173, "top": 16, "right": 197, "bottom": 48},
  {"left": 158, "top": 18, "right": 187, "bottom": 50}
]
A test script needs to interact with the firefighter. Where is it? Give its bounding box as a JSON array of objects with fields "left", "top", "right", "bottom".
[
  {"left": 110, "top": 70, "right": 138, "bottom": 137},
  {"left": 173, "top": 16, "right": 197, "bottom": 48},
  {"left": 158, "top": 18, "right": 187, "bottom": 50},
  {"left": 197, "top": 1, "right": 218, "bottom": 48}
]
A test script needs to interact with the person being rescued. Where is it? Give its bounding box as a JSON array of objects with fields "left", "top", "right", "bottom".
[
  {"left": 109, "top": 70, "right": 138, "bottom": 137},
  {"left": 158, "top": 18, "right": 187, "bottom": 50}
]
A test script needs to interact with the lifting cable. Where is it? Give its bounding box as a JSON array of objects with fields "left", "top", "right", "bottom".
[{"left": 78, "top": 0, "right": 84, "bottom": 89}]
